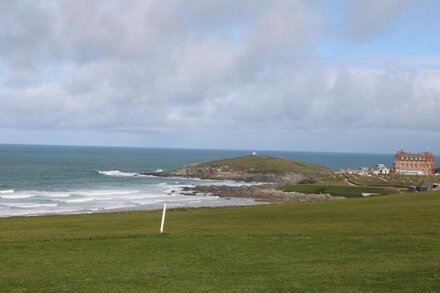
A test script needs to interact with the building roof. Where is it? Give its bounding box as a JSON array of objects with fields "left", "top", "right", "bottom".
[{"left": 395, "top": 150, "right": 434, "bottom": 159}]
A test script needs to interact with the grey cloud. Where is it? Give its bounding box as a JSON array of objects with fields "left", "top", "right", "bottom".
[
  {"left": 343, "top": 0, "right": 416, "bottom": 41},
  {"left": 0, "top": 1, "right": 55, "bottom": 65},
  {"left": 0, "top": 0, "right": 439, "bottom": 137}
]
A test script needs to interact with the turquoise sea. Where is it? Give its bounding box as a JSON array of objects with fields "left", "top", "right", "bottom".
[{"left": 0, "top": 144, "right": 433, "bottom": 217}]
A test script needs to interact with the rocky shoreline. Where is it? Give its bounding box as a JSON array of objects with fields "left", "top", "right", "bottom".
[
  {"left": 149, "top": 155, "right": 340, "bottom": 203},
  {"left": 149, "top": 167, "right": 308, "bottom": 183},
  {"left": 180, "top": 184, "right": 343, "bottom": 203}
]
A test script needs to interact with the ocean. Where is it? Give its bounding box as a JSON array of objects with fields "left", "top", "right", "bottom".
[{"left": 0, "top": 144, "right": 422, "bottom": 217}]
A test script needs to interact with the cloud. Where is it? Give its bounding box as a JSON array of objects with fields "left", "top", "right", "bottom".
[
  {"left": 0, "top": 0, "right": 439, "bottom": 141},
  {"left": 342, "top": 0, "right": 417, "bottom": 41}
]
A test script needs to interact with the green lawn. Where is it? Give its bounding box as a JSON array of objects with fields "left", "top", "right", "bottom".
[
  {"left": 1, "top": 191, "right": 440, "bottom": 292},
  {"left": 280, "top": 184, "right": 398, "bottom": 197},
  {"left": 348, "top": 174, "right": 440, "bottom": 187}
]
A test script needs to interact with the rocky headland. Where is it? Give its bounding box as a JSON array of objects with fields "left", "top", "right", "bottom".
[
  {"left": 146, "top": 154, "right": 339, "bottom": 203},
  {"left": 146, "top": 154, "right": 332, "bottom": 183}
]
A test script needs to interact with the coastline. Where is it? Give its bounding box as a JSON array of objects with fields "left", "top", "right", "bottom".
[
  {"left": 181, "top": 183, "right": 343, "bottom": 203},
  {"left": 0, "top": 150, "right": 347, "bottom": 218},
  {"left": 0, "top": 195, "right": 268, "bottom": 219},
  {"left": 0, "top": 174, "right": 343, "bottom": 218},
  {"left": 0, "top": 181, "right": 342, "bottom": 218}
]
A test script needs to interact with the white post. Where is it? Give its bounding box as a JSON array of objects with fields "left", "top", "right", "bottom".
[{"left": 160, "top": 203, "right": 167, "bottom": 234}]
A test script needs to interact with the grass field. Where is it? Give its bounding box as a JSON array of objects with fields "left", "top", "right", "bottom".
[
  {"left": 347, "top": 174, "right": 440, "bottom": 187},
  {"left": 280, "top": 184, "right": 398, "bottom": 197},
  {"left": 1, "top": 191, "right": 440, "bottom": 292}
]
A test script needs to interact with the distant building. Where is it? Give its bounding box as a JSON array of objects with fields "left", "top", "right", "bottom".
[
  {"left": 336, "top": 163, "right": 391, "bottom": 176},
  {"left": 394, "top": 148, "right": 435, "bottom": 175},
  {"left": 375, "top": 164, "right": 390, "bottom": 175}
]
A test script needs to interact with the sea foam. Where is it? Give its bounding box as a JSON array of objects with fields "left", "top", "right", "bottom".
[
  {"left": 97, "top": 170, "right": 153, "bottom": 177},
  {"left": 0, "top": 189, "right": 15, "bottom": 194},
  {"left": 0, "top": 193, "right": 33, "bottom": 199},
  {"left": 0, "top": 176, "right": 260, "bottom": 217},
  {"left": 2, "top": 203, "right": 58, "bottom": 209}
]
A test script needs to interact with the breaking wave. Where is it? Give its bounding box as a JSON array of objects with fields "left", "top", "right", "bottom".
[
  {"left": 70, "top": 190, "right": 141, "bottom": 197},
  {"left": 97, "top": 170, "right": 151, "bottom": 177},
  {"left": 0, "top": 177, "right": 261, "bottom": 217},
  {"left": 0, "top": 189, "right": 15, "bottom": 194},
  {"left": 2, "top": 203, "right": 58, "bottom": 209},
  {"left": 0, "top": 193, "right": 33, "bottom": 199}
]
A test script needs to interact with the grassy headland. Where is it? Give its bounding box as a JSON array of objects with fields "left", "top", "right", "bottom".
[
  {"left": 1, "top": 191, "right": 439, "bottom": 292},
  {"left": 153, "top": 154, "right": 333, "bottom": 183},
  {"left": 196, "top": 154, "right": 331, "bottom": 175}
]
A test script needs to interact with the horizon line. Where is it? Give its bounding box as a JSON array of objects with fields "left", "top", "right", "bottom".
[{"left": 0, "top": 142, "right": 420, "bottom": 156}]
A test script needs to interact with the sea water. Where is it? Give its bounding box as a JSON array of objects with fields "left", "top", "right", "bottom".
[{"left": 0, "top": 144, "right": 421, "bottom": 217}]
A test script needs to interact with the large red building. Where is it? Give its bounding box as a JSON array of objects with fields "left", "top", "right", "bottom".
[{"left": 393, "top": 149, "right": 435, "bottom": 175}]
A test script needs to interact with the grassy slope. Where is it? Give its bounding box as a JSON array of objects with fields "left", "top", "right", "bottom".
[
  {"left": 280, "top": 184, "right": 398, "bottom": 198},
  {"left": 348, "top": 174, "right": 440, "bottom": 187},
  {"left": 196, "top": 155, "right": 332, "bottom": 175},
  {"left": 1, "top": 191, "right": 439, "bottom": 292}
]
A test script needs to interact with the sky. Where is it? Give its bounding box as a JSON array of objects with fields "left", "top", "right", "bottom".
[{"left": 0, "top": 0, "right": 440, "bottom": 153}]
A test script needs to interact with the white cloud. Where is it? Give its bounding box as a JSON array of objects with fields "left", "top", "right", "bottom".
[{"left": 0, "top": 0, "right": 439, "bottom": 144}]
